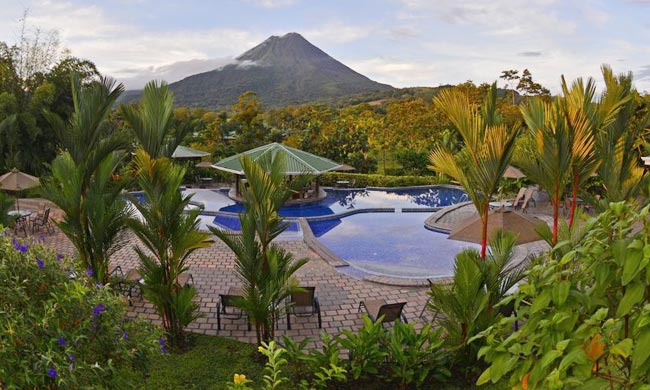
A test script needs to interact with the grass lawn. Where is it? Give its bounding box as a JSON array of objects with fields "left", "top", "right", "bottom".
[{"left": 126, "top": 333, "right": 509, "bottom": 389}]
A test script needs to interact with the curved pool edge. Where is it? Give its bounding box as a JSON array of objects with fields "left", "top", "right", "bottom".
[
  {"left": 299, "top": 217, "right": 453, "bottom": 288},
  {"left": 424, "top": 201, "right": 474, "bottom": 233}
]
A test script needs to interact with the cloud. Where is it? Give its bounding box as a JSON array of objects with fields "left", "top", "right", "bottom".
[
  {"left": 115, "top": 58, "right": 238, "bottom": 89},
  {"left": 518, "top": 51, "right": 543, "bottom": 57},
  {"left": 637, "top": 65, "right": 650, "bottom": 80},
  {"left": 303, "top": 22, "right": 374, "bottom": 44},
  {"left": 242, "top": 0, "right": 298, "bottom": 7}
]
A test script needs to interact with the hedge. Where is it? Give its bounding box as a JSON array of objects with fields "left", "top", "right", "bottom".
[{"left": 319, "top": 172, "right": 449, "bottom": 188}]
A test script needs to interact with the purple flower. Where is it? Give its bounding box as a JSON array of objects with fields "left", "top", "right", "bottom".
[
  {"left": 57, "top": 337, "right": 66, "bottom": 347},
  {"left": 122, "top": 331, "right": 128, "bottom": 340},
  {"left": 56, "top": 253, "right": 63, "bottom": 261},
  {"left": 36, "top": 258, "right": 45, "bottom": 269},
  {"left": 12, "top": 237, "right": 28, "bottom": 253},
  {"left": 3, "top": 229, "right": 9, "bottom": 236},
  {"left": 92, "top": 303, "right": 105, "bottom": 319},
  {"left": 158, "top": 337, "right": 168, "bottom": 354},
  {"left": 68, "top": 354, "right": 76, "bottom": 363},
  {"left": 47, "top": 366, "right": 57, "bottom": 379},
  {"left": 86, "top": 268, "right": 94, "bottom": 277}
]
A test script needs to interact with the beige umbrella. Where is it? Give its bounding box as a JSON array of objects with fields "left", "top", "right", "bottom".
[
  {"left": 334, "top": 164, "right": 356, "bottom": 172},
  {"left": 448, "top": 209, "right": 545, "bottom": 245},
  {"left": 0, "top": 168, "right": 40, "bottom": 210},
  {"left": 195, "top": 161, "right": 214, "bottom": 168},
  {"left": 503, "top": 165, "right": 525, "bottom": 179}
]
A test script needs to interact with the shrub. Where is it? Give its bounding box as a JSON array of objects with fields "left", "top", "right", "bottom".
[
  {"left": 477, "top": 202, "right": 650, "bottom": 389},
  {"left": 0, "top": 230, "right": 160, "bottom": 389},
  {"left": 319, "top": 172, "right": 448, "bottom": 188}
]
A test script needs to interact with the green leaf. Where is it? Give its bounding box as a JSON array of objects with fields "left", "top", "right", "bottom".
[
  {"left": 531, "top": 290, "right": 552, "bottom": 314},
  {"left": 476, "top": 367, "right": 491, "bottom": 386},
  {"left": 611, "top": 339, "right": 633, "bottom": 358},
  {"left": 552, "top": 280, "right": 571, "bottom": 306},
  {"left": 559, "top": 348, "right": 588, "bottom": 372},
  {"left": 556, "top": 339, "right": 571, "bottom": 353},
  {"left": 632, "top": 330, "right": 650, "bottom": 371},
  {"left": 616, "top": 282, "right": 645, "bottom": 317},
  {"left": 622, "top": 247, "right": 643, "bottom": 285},
  {"left": 541, "top": 350, "right": 562, "bottom": 369}
]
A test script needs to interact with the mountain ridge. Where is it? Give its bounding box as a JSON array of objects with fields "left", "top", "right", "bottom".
[{"left": 120, "top": 32, "right": 393, "bottom": 109}]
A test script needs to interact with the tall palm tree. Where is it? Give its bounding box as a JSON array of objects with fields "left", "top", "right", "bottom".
[
  {"left": 210, "top": 153, "right": 310, "bottom": 344},
  {"left": 560, "top": 68, "right": 627, "bottom": 226},
  {"left": 594, "top": 66, "right": 648, "bottom": 207},
  {"left": 517, "top": 97, "right": 572, "bottom": 245},
  {"left": 127, "top": 149, "right": 213, "bottom": 349},
  {"left": 429, "top": 83, "right": 519, "bottom": 258},
  {"left": 43, "top": 74, "right": 131, "bottom": 283},
  {"left": 120, "top": 81, "right": 191, "bottom": 158}
]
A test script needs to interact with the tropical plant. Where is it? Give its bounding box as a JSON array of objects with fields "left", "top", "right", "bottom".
[
  {"left": 127, "top": 149, "right": 213, "bottom": 349},
  {"left": 338, "top": 315, "right": 389, "bottom": 380},
  {"left": 593, "top": 66, "right": 649, "bottom": 208},
  {"left": 120, "top": 81, "right": 192, "bottom": 158},
  {"left": 43, "top": 74, "right": 131, "bottom": 283},
  {"left": 427, "top": 231, "right": 526, "bottom": 365},
  {"left": 477, "top": 202, "right": 650, "bottom": 389},
  {"left": 210, "top": 152, "right": 309, "bottom": 345},
  {"left": 516, "top": 97, "right": 572, "bottom": 245},
  {"left": 0, "top": 192, "right": 15, "bottom": 226},
  {"left": 385, "top": 322, "right": 449, "bottom": 389},
  {"left": 429, "top": 82, "right": 519, "bottom": 258},
  {"left": 0, "top": 231, "right": 160, "bottom": 389}
]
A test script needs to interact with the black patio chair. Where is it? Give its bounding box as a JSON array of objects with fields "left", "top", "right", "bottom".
[
  {"left": 217, "top": 287, "right": 251, "bottom": 331},
  {"left": 286, "top": 286, "right": 321, "bottom": 330},
  {"left": 32, "top": 208, "right": 54, "bottom": 234},
  {"left": 358, "top": 299, "right": 407, "bottom": 326}
]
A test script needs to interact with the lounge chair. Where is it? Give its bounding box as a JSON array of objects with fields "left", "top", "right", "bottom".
[
  {"left": 358, "top": 299, "right": 407, "bottom": 326},
  {"left": 509, "top": 187, "right": 527, "bottom": 209},
  {"left": 286, "top": 286, "right": 322, "bottom": 330},
  {"left": 31, "top": 208, "right": 54, "bottom": 234},
  {"left": 217, "top": 287, "right": 251, "bottom": 331},
  {"left": 110, "top": 266, "right": 194, "bottom": 306},
  {"left": 518, "top": 187, "right": 537, "bottom": 212}
]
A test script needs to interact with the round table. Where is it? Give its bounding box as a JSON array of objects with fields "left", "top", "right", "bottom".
[
  {"left": 8, "top": 210, "right": 31, "bottom": 218},
  {"left": 489, "top": 201, "right": 513, "bottom": 210}
]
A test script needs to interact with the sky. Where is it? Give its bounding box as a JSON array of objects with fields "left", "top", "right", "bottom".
[{"left": 1, "top": 0, "right": 649, "bottom": 93}]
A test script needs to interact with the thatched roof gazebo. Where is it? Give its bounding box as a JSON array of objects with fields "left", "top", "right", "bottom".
[{"left": 212, "top": 143, "right": 342, "bottom": 202}]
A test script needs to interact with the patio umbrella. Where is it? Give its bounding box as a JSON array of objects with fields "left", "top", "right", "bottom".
[
  {"left": 334, "top": 164, "right": 356, "bottom": 172},
  {"left": 503, "top": 165, "right": 525, "bottom": 179},
  {"left": 448, "top": 209, "right": 545, "bottom": 245},
  {"left": 195, "top": 161, "right": 214, "bottom": 168},
  {"left": 0, "top": 168, "right": 40, "bottom": 210}
]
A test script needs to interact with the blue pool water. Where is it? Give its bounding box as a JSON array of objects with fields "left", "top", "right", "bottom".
[
  {"left": 218, "top": 186, "right": 468, "bottom": 217},
  {"left": 309, "top": 212, "right": 480, "bottom": 279},
  {"left": 213, "top": 214, "right": 300, "bottom": 232}
]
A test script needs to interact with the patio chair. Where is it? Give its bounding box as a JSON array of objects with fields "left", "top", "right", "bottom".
[
  {"left": 217, "top": 287, "right": 251, "bottom": 331},
  {"left": 110, "top": 266, "right": 194, "bottom": 306},
  {"left": 31, "top": 208, "right": 54, "bottom": 234},
  {"left": 508, "top": 187, "right": 527, "bottom": 209},
  {"left": 358, "top": 299, "right": 407, "bottom": 326},
  {"left": 286, "top": 286, "right": 321, "bottom": 330},
  {"left": 518, "top": 187, "right": 537, "bottom": 213},
  {"left": 13, "top": 215, "right": 29, "bottom": 236}
]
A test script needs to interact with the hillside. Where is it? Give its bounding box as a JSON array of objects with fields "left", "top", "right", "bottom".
[{"left": 120, "top": 32, "right": 393, "bottom": 109}]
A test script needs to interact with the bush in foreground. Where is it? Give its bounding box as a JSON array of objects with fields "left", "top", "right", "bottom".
[{"left": 0, "top": 230, "right": 161, "bottom": 389}]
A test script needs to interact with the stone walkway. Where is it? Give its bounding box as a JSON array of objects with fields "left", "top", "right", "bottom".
[{"left": 41, "top": 230, "right": 431, "bottom": 345}]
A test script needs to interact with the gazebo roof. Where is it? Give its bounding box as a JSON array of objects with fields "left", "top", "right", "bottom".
[
  {"left": 172, "top": 145, "right": 211, "bottom": 159},
  {"left": 212, "top": 143, "right": 341, "bottom": 175}
]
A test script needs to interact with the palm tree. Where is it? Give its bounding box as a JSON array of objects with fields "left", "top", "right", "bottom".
[
  {"left": 43, "top": 74, "right": 131, "bottom": 283},
  {"left": 210, "top": 152, "right": 310, "bottom": 344},
  {"left": 127, "top": 149, "right": 213, "bottom": 349},
  {"left": 120, "top": 81, "right": 192, "bottom": 158},
  {"left": 427, "top": 230, "right": 526, "bottom": 361},
  {"left": 593, "top": 66, "right": 648, "bottom": 207},
  {"left": 560, "top": 71, "right": 626, "bottom": 227},
  {"left": 516, "top": 97, "right": 572, "bottom": 245},
  {"left": 429, "top": 83, "right": 519, "bottom": 258}
]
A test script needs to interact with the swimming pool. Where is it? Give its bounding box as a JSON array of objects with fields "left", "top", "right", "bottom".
[
  {"left": 217, "top": 186, "right": 468, "bottom": 217},
  {"left": 309, "top": 212, "right": 480, "bottom": 279}
]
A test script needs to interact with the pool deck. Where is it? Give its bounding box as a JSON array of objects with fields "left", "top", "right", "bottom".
[{"left": 24, "top": 190, "right": 553, "bottom": 346}]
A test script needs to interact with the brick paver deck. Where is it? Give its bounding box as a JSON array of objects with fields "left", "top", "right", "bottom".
[{"left": 40, "top": 230, "right": 431, "bottom": 345}]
